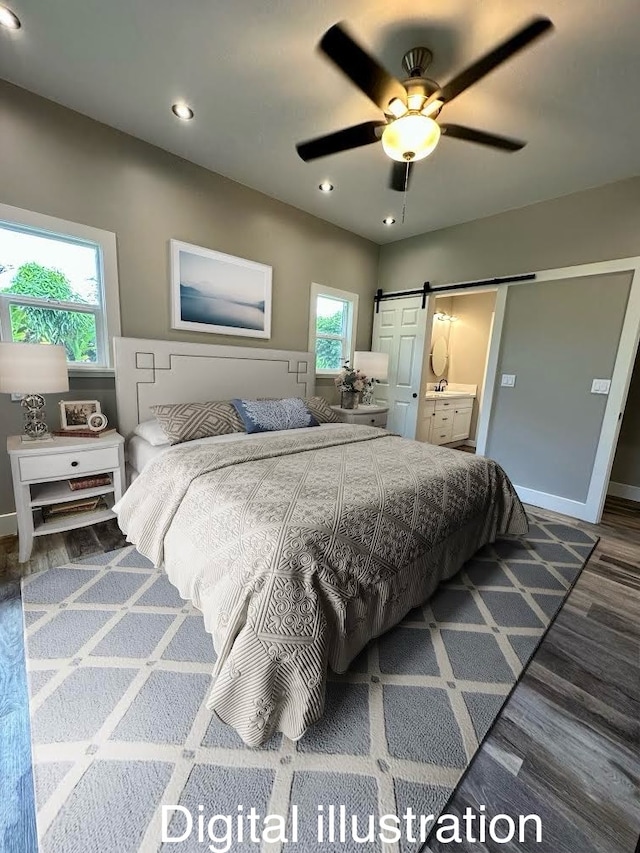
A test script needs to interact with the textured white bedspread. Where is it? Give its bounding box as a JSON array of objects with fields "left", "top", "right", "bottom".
[{"left": 115, "top": 425, "right": 527, "bottom": 746}]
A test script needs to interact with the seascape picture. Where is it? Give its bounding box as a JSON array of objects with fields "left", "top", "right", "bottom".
[{"left": 170, "top": 240, "right": 272, "bottom": 338}]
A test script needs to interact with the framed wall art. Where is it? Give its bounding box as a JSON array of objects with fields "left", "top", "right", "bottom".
[{"left": 170, "top": 240, "right": 272, "bottom": 339}]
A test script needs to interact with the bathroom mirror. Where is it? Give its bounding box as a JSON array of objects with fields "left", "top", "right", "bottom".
[{"left": 431, "top": 336, "right": 448, "bottom": 377}]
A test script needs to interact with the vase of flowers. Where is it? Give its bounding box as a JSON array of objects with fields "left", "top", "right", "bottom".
[
  {"left": 335, "top": 363, "right": 368, "bottom": 410},
  {"left": 341, "top": 390, "right": 359, "bottom": 409}
]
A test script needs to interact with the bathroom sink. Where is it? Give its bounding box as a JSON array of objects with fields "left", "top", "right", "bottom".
[{"left": 424, "top": 390, "right": 476, "bottom": 399}]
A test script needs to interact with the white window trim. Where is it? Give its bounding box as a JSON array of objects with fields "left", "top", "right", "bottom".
[
  {"left": 0, "top": 202, "right": 121, "bottom": 375},
  {"left": 309, "top": 282, "right": 359, "bottom": 377}
]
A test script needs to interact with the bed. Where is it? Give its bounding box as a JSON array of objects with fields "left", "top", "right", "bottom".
[{"left": 113, "top": 337, "right": 527, "bottom": 747}]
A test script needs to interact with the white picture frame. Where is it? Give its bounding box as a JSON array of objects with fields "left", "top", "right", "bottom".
[
  {"left": 170, "top": 240, "right": 272, "bottom": 339},
  {"left": 59, "top": 399, "right": 102, "bottom": 430}
]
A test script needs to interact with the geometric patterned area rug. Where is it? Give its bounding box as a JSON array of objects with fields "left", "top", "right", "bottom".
[{"left": 22, "top": 514, "right": 597, "bottom": 853}]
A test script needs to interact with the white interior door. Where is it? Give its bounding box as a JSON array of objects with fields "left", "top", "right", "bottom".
[{"left": 372, "top": 295, "right": 427, "bottom": 438}]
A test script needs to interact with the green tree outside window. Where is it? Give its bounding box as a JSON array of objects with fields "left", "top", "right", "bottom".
[
  {"left": 1, "top": 262, "right": 97, "bottom": 362},
  {"left": 316, "top": 309, "right": 344, "bottom": 370}
]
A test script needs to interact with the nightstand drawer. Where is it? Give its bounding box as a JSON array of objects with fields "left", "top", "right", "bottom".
[
  {"left": 330, "top": 404, "right": 389, "bottom": 427},
  {"left": 354, "top": 412, "right": 387, "bottom": 427},
  {"left": 19, "top": 446, "right": 120, "bottom": 482}
]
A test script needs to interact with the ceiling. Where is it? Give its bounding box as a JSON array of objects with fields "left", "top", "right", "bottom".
[{"left": 1, "top": 0, "right": 639, "bottom": 244}]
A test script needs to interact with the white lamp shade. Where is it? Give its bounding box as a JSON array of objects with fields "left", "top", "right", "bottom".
[
  {"left": 353, "top": 351, "right": 389, "bottom": 381},
  {"left": 0, "top": 343, "right": 69, "bottom": 394}
]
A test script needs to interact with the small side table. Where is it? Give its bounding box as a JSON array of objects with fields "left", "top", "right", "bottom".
[
  {"left": 7, "top": 432, "right": 125, "bottom": 562},
  {"left": 329, "top": 404, "right": 389, "bottom": 428}
]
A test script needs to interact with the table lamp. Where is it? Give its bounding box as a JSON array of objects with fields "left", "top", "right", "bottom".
[
  {"left": 0, "top": 342, "right": 69, "bottom": 441},
  {"left": 354, "top": 351, "right": 389, "bottom": 404}
]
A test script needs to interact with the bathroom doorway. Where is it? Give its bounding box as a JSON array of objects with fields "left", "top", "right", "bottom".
[{"left": 418, "top": 288, "right": 498, "bottom": 452}]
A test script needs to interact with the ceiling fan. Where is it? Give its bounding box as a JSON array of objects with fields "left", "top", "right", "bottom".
[{"left": 296, "top": 17, "right": 554, "bottom": 191}]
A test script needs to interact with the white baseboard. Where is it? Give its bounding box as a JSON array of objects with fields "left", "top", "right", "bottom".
[
  {"left": 0, "top": 512, "right": 17, "bottom": 538},
  {"left": 514, "top": 486, "right": 595, "bottom": 522},
  {"left": 607, "top": 481, "right": 640, "bottom": 502}
]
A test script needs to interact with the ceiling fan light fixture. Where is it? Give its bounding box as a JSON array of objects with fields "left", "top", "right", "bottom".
[
  {"left": 387, "top": 98, "right": 408, "bottom": 119},
  {"left": 406, "top": 92, "right": 427, "bottom": 112},
  {"left": 421, "top": 98, "right": 443, "bottom": 118},
  {"left": 381, "top": 114, "right": 440, "bottom": 163}
]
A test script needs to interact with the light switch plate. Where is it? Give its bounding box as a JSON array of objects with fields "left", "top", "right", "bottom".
[
  {"left": 501, "top": 374, "right": 516, "bottom": 387},
  {"left": 591, "top": 378, "right": 611, "bottom": 395}
]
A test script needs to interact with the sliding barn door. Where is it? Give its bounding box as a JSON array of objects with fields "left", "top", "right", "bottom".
[
  {"left": 371, "top": 295, "right": 427, "bottom": 438},
  {"left": 484, "top": 268, "right": 640, "bottom": 522}
]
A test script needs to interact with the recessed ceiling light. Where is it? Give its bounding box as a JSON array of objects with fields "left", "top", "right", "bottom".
[
  {"left": 383, "top": 217, "right": 396, "bottom": 226},
  {"left": 318, "top": 181, "right": 334, "bottom": 193},
  {"left": 171, "top": 103, "right": 194, "bottom": 120},
  {"left": 0, "top": 5, "right": 21, "bottom": 29}
]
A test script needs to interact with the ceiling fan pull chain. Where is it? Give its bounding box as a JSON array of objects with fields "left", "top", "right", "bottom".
[{"left": 401, "top": 160, "right": 410, "bottom": 223}]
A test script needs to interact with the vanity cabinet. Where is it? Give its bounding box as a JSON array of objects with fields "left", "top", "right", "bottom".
[
  {"left": 422, "top": 395, "right": 474, "bottom": 445},
  {"left": 451, "top": 405, "right": 473, "bottom": 442}
]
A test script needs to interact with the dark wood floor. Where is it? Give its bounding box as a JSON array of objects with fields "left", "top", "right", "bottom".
[
  {"left": 0, "top": 518, "right": 126, "bottom": 580},
  {"left": 426, "top": 497, "right": 640, "bottom": 853},
  {"left": 1, "top": 500, "right": 638, "bottom": 853}
]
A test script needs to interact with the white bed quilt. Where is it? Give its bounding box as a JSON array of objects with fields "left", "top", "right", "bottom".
[{"left": 114, "top": 425, "right": 527, "bottom": 746}]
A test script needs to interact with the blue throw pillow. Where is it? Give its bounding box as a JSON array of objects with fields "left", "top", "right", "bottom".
[{"left": 231, "top": 398, "right": 320, "bottom": 434}]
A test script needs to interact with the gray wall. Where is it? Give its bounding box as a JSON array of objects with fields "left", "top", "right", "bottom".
[
  {"left": 378, "top": 177, "right": 640, "bottom": 289},
  {"left": 379, "top": 177, "right": 640, "bottom": 490},
  {"left": 0, "top": 80, "right": 379, "bottom": 516},
  {"left": 485, "top": 273, "right": 631, "bottom": 502}
]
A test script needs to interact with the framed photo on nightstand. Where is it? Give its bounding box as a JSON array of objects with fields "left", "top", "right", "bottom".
[{"left": 59, "top": 400, "right": 102, "bottom": 430}]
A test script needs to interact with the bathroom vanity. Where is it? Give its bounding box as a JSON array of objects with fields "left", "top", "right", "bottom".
[{"left": 422, "top": 386, "right": 476, "bottom": 446}]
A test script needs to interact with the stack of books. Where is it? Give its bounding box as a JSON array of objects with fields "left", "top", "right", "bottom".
[
  {"left": 42, "top": 496, "right": 107, "bottom": 522},
  {"left": 68, "top": 474, "right": 112, "bottom": 491},
  {"left": 52, "top": 428, "right": 117, "bottom": 439}
]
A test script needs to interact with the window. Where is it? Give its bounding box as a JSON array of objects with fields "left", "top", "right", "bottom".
[
  {"left": 0, "top": 203, "right": 120, "bottom": 372},
  {"left": 309, "top": 283, "right": 359, "bottom": 375}
]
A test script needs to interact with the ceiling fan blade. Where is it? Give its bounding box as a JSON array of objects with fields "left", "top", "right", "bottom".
[
  {"left": 431, "top": 17, "right": 553, "bottom": 106},
  {"left": 389, "top": 161, "right": 414, "bottom": 191},
  {"left": 319, "top": 23, "right": 407, "bottom": 114},
  {"left": 296, "top": 121, "right": 386, "bottom": 162},
  {"left": 440, "top": 123, "right": 526, "bottom": 151}
]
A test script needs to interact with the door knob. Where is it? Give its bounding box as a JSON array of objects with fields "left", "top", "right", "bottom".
[{"left": 412, "top": 393, "right": 417, "bottom": 398}]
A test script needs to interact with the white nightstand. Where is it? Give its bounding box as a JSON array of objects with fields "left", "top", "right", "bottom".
[
  {"left": 7, "top": 432, "right": 125, "bottom": 563},
  {"left": 330, "top": 404, "right": 389, "bottom": 428}
]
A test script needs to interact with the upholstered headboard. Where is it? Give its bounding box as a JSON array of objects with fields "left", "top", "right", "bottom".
[{"left": 113, "top": 337, "right": 316, "bottom": 438}]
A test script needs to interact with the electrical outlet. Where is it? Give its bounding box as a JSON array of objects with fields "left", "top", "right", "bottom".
[
  {"left": 501, "top": 374, "right": 516, "bottom": 388},
  {"left": 591, "top": 379, "right": 611, "bottom": 395}
]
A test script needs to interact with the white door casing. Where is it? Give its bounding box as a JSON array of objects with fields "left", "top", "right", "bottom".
[{"left": 372, "top": 295, "right": 427, "bottom": 438}]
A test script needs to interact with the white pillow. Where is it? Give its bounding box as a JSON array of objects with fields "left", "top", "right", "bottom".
[{"left": 133, "top": 419, "right": 171, "bottom": 446}]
